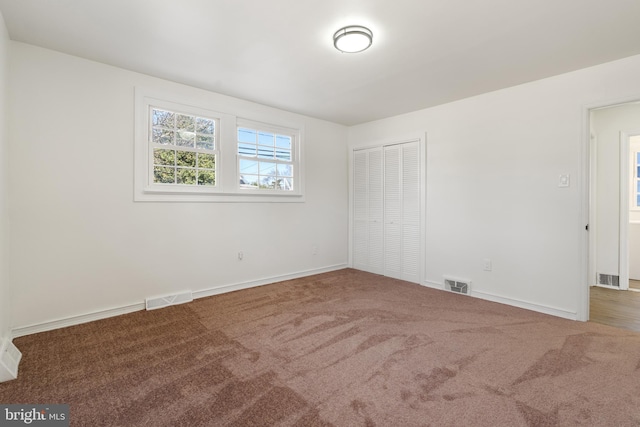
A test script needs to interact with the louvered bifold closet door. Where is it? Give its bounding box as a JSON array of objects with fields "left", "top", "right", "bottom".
[
  {"left": 353, "top": 141, "right": 421, "bottom": 283},
  {"left": 353, "top": 150, "right": 369, "bottom": 270},
  {"left": 384, "top": 141, "right": 420, "bottom": 282},
  {"left": 401, "top": 142, "right": 420, "bottom": 282},
  {"left": 353, "top": 147, "right": 383, "bottom": 274},
  {"left": 368, "top": 149, "right": 384, "bottom": 274},
  {"left": 384, "top": 145, "right": 403, "bottom": 279}
]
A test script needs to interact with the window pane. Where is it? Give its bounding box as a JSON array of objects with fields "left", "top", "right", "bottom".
[
  {"left": 152, "top": 128, "right": 174, "bottom": 145},
  {"left": 238, "top": 143, "right": 257, "bottom": 156},
  {"left": 276, "top": 135, "right": 291, "bottom": 149},
  {"left": 279, "top": 177, "right": 293, "bottom": 190},
  {"left": 637, "top": 194, "right": 640, "bottom": 207},
  {"left": 238, "top": 128, "right": 256, "bottom": 143},
  {"left": 154, "top": 166, "right": 175, "bottom": 184},
  {"left": 176, "top": 150, "right": 196, "bottom": 167},
  {"left": 152, "top": 109, "right": 174, "bottom": 128},
  {"left": 258, "top": 131, "right": 274, "bottom": 146},
  {"left": 196, "top": 135, "right": 214, "bottom": 150},
  {"left": 198, "top": 153, "right": 215, "bottom": 169},
  {"left": 260, "top": 176, "right": 276, "bottom": 189},
  {"left": 154, "top": 148, "right": 175, "bottom": 166},
  {"left": 277, "top": 164, "right": 292, "bottom": 177},
  {"left": 176, "top": 114, "right": 195, "bottom": 131},
  {"left": 240, "top": 174, "right": 259, "bottom": 188},
  {"left": 637, "top": 165, "right": 640, "bottom": 179},
  {"left": 637, "top": 180, "right": 640, "bottom": 193},
  {"left": 257, "top": 146, "right": 275, "bottom": 159},
  {"left": 196, "top": 117, "right": 215, "bottom": 135},
  {"left": 239, "top": 159, "right": 258, "bottom": 174},
  {"left": 275, "top": 148, "right": 291, "bottom": 161},
  {"left": 176, "top": 130, "right": 195, "bottom": 147},
  {"left": 177, "top": 168, "right": 196, "bottom": 184},
  {"left": 260, "top": 162, "right": 276, "bottom": 176},
  {"left": 198, "top": 170, "right": 215, "bottom": 186}
]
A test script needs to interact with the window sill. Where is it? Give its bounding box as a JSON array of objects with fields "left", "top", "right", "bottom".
[{"left": 135, "top": 188, "right": 304, "bottom": 203}]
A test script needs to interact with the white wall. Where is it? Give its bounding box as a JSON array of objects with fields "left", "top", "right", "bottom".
[
  {"left": 591, "top": 104, "right": 640, "bottom": 280},
  {"left": 349, "top": 54, "right": 640, "bottom": 319},
  {"left": 0, "top": 11, "right": 9, "bottom": 339},
  {"left": 8, "top": 42, "right": 349, "bottom": 331}
]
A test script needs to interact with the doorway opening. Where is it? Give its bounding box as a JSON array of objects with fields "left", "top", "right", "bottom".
[
  {"left": 628, "top": 135, "right": 640, "bottom": 291},
  {"left": 587, "top": 101, "right": 640, "bottom": 331}
]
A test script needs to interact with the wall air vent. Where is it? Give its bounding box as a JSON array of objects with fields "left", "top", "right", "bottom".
[
  {"left": 0, "top": 339, "right": 22, "bottom": 383},
  {"left": 444, "top": 277, "right": 470, "bottom": 295},
  {"left": 597, "top": 274, "right": 619, "bottom": 287},
  {"left": 145, "top": 291, "right": 193, "bottom": 311}
]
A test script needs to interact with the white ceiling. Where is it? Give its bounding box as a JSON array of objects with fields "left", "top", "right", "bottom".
[{"left": 1, "top": 0, "right": 640, "bottom": 125}]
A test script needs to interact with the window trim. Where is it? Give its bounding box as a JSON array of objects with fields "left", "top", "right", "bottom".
[{"left": 134, "top": 87, "right": 305, "bottom": 202}]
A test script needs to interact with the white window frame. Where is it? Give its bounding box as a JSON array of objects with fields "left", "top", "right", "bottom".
[
  {"left": 236, "top": 119, "right": 300, "bottom": 195},
  {"left": 631, "top": 141, "right": 640, "bottom": 212},
  {"left": 134, "top": 87, "right": 305, "bottom": 202}
]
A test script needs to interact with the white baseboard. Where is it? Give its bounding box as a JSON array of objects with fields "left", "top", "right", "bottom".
[
  {"left": 422, "top": 281, "right": 444, "bottom": 291},
  {"left": 422, "top": 280, "right": 577, "bottom": 321},
  {"left": 12, "top": 303, "right": 146, "bottom": 338},
  {"left": 192, "top": 264, "right": 348, "bottom": 299},
  {"left": 11, "top": 264, "right": 349, "bottom": 338}
]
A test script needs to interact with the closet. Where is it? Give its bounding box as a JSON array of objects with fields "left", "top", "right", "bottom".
[{"left": 352, "top": 140, "right": 421, "bottom": 283}]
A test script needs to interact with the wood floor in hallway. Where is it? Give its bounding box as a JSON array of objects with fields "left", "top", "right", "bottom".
[{"left": 590, "top": 285, "right": 640, "bottom": 332}]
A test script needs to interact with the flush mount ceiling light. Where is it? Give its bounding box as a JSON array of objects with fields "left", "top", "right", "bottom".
[{"left": 333, "top": 25, "right": 373, "bottom": 53}]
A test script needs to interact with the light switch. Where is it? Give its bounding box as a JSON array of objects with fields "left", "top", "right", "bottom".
[{"left": 558, "top": 174, "right": 570, "bottom": 188}]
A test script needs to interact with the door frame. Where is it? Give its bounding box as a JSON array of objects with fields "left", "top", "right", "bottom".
[
  {"left": 621, "top": 131, "right": 640, "bottom": 290},
  {"left": 581, "top": 97, "right": 640, "bottom": 321},
  {"left": 619, "top": 130, "right": 640, "bottom": 290}
]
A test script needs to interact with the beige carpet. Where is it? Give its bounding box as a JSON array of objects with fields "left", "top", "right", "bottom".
[{"left": 2, "top": 269, "right": 640, "bottom": 426}]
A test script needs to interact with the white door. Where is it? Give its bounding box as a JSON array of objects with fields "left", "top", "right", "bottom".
[
  {"left": 401, "top": 142, "right": 421, "bottom": 283},
  {"left": 384, "top": 142, "right": 420, "bottom": 282},
  {"left": 352, "top": 147, "right": 383, "bottom": 274},
  {"left": 383, "top": 145, "right": 402, "bottom": 278},
  {"left": 353, "top": 140, "right": 421, "bottom": 283}
]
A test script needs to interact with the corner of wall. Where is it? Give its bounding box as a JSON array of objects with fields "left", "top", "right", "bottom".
[{"left": 0, "top": 9, "right": 17, "bottom": 370}]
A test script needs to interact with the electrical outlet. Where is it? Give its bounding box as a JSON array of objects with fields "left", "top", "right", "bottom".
[
  {"left": 238, "top": 251, "right": 243, "bottom": 261},
  {"left": 558, "top": 174, "right": 570, "bottom": 188},
  {"left": 483, "top": 258, "right": 492, "bottom": 271},
  {"left": 312, "top": 245, "right": 318, "bottom": 255}
]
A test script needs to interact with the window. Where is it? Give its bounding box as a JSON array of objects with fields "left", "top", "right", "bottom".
[
  {"left": 150, "top": 108, "right": 218, "bottom": 187},
  {"left": 237, "top": 122, "right": 297, "bottom": 192},
  {"left": 134, "top": 88, "right": 304, "bottom": 202}
]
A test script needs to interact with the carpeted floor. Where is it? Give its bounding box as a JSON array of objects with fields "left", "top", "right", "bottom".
[{"left": 2, "top": 269, "right": 640, "bottom": 426}]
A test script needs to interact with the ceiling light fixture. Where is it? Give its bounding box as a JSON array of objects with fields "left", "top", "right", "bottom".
[{"left": 333, "top": 25, "right": 373, "bottom": 53}]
